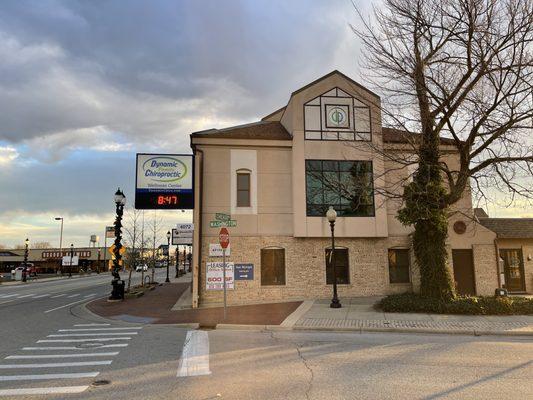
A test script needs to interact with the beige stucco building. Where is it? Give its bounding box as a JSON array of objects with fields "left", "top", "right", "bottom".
[{"left": 189, "top": 71, "right": 531, "bottom": 308}]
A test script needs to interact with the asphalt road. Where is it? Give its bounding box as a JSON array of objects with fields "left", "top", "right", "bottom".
[{"left": 0, "top": 274, "right": 532, "bottom": 399}]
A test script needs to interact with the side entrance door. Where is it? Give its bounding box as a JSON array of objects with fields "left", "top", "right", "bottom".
[
  {"left": 500, "top": 249, "right": 526, "bottom": 293},
  {"left": 452, "top": 249, "right": 476, "bottom": 296}
]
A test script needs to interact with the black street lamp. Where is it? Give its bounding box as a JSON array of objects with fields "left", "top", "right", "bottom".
[
  {"left": 327, "top": 206, "right": 341, "bottom": 308},
  {"left": 175, "top": 245, "right": 180, "bottom": 278},
  {"left": 165, "top": 231, "right": 171, "bottom": 283},
  {"left": 69, "top": 243, "right": 74, "bottom": 278},
  {"left": 22, "top": 238, "right": 29, "bottom": 283},
  {"left": 109, "top": 188, "right": 126, "bottom": 300}
]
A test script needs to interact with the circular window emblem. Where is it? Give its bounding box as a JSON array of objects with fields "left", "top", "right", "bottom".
[
  {"left": 327, "top": 106, "right": 348, "bottom": 127},
  {"left": 453, "top": 221, "right": 467, "bottom": 235}
]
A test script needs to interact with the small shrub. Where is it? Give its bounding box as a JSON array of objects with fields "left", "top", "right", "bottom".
[{"left": 377, "top": 293, "right": 533, "bottom": 315}]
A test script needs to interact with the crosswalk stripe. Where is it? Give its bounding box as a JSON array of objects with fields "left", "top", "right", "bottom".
[
  {"left": 59, "top": 327, "right": 142, "bottom": 332},
  {"left": 67, "top": 294, "right": 80, "bottom": 298},
  {"left": 48, "top": 332, "right": 138, "bottom": 337},
  {"left": 51, "top": 294, "right": 67, "bottom": 298},
  {"left": 16, "top": 294, "right": 33, "bottom": 298},
  {"left": 177, "top": 330, "right": 211, "bottom": 377},
  {"left": 83, "top": 294, "right": 96, "bottom": 297},
  {"left": 74, "top": 323, "right": 110, "bottom": 327},
  {"left": 6, "top": 352, "right": 119, "bottom": 359},
  {"left": 0, "top": 300, "right": 14, "bottom": 305},
  {"left": 38, "top": 337, "right": 131, "bottom": 343},
  {"left": 0, "top": 294, "right": 17, "bottom": 298},
  {"left": 23, "top": 344, "right": 128, "bottom": 350},
  {"left": 0, "top": 360, "right": 112, "bottom": 369},
  {"left": 32, "top": 294, "right": 50, "bottom": 298},
  {"left": 0, "top": 372, "right": 99, "bottom": 381},
  {"left": 0, "top": 386, "right": 90, "bottom": 395}
]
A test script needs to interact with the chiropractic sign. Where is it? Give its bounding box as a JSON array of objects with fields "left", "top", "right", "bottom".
[{"left": 135, "top": 154, "right": 194, "bottom": 210}]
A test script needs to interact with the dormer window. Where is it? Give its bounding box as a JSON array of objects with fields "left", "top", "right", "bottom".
[{"left": 304, "top": 87, "right": 371, "bottom": 141}]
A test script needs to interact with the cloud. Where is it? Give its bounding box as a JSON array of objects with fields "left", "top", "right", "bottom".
[{"left": 0, "top": 146, "right": 19, "bottom": 165}]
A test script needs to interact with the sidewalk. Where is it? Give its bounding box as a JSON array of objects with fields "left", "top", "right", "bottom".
[
  {"left": 0, "top": 272, "right": 108, "bottom": 286},
  {"left": 86, "top": 272, "right": 302, "bottom": 326},
  {"left": 293, "top": 297, "right": 533, "bottom": 336}
]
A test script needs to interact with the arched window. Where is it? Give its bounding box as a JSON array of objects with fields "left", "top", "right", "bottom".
[{"left": 236, "top": 169, "right": 251, "bottom": 207}]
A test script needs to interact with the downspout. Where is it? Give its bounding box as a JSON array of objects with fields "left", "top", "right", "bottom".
[
  {"left": 494, "top": 238, "right": 502, "bottom": 289},
  {"left": 191, "top": 141, "right": 204, "bottom": 307}
]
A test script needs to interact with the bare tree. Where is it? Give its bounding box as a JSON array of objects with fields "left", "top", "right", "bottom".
[
  {"left": 123, "top": 207, "right": 145, "bottom": 291},
  {"left": 149, "top": 210, "right": 164, "bottom": 284},
  {"left": 351, "top": 0, "right": 533, "bottom": 299},
  {"left": 33, "top": 241, "right": 52, "bottom": 249}
]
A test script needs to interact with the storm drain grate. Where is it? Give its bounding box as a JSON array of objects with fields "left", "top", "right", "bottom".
[{"left": 92, "top": 380, "right": 111, "bottom": 386}]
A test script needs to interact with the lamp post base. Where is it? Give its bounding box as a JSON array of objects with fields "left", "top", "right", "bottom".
[
  {"left": 330, "top": 298, "right": 342, "bottom": 308},
  {"left": 109, "top": 279, "right": 125, "bottom": 300}
]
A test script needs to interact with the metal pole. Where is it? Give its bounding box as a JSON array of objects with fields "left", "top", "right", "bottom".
[
  {"left": 165, "top": 237, "right": 170, "bottom": 283},
  {"left": 59, "top": 219, "right": 63, "bottom": 274},
  {"left": 69, "top": 244, "right": 73, "bottom": 278},
  {"left": 330, "top": 221, "right": 341, "bottom": 308},
  {"left": 103, "top": 228, "right": 107, "bottom": 274},
  {"left": 223, "top": 247, "right": 227, "bottom": 320}
]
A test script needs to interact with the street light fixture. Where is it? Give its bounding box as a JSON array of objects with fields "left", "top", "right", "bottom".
[
  {"left": 55, "top": 217, "right": 64, "bottom": 274},
  {"left": 326, "top": 206, "right": 341, "bottom": 309},
  {"left": 22, "top": 238, "right": 29, "bottom": 283},
  {"left": 165, "top": 231, "right": 171, "bottom": 283},
  {"left": 109, "top": 188, "right": 126, "bottom": 300}
]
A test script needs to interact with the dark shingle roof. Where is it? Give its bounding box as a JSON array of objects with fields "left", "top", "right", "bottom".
[
  {"left": 479, "top": 218, "right": 533, "bottom": 239},
  {"left": 382, "top": 127, "right": 456, "bottom": 145},
  {"left": 191, "top": 121, "right": 291, "bottom": 141}
]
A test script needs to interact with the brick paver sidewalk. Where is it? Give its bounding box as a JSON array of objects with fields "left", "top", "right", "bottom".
[
  {"left": 87, "top": 281, "right": 302, "bottom": 326},
  {"left": 294, "top": 298, "right": 533, "bottom": 336}
]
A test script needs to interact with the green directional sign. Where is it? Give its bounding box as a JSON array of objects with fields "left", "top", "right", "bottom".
[
  {"left": 209, "top": 220, "right": 237, "bottom": 228},
  {"left": 215, "top": 213, "right": 231, "bottom": 222}
]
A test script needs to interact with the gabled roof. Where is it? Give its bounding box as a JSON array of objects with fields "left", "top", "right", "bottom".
[
  {"left": 479, "top": 218, "right": 533, "bottom": 239},
  {"left": 191, "top": 121, "right": 292, "bottom": 141}
]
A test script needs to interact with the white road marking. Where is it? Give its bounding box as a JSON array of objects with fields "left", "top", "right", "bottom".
[
  {"left": 83, "top": 294, "right": 96, "bottom": 297},
  {"left": 32, "top": 294, "right": 50, "bottom": 298},
  {"left": 6, "top": 352, "right": 119, "bottom": 359},
  {"left": 177, "top": 330, "right": 211, "bottom": 377},
  {"left": 38, "top": 337, "right": 131, "bottom": 343},
  {"left": 16, "top": 294, "right": 34, "bottom": 298},
  {"left": 0, "top": 386, "right": 89, "bottom": 395},
  {"left": 0, "top": 294, "right": 18, "bottom": 298},
  {"left": 44, "top": 296, "right": 95, "bottom": 313},
  {"left": 0, "top": 300, "right": 14, "bottom": 305},
  {"left": 0, "top": 360, "right": 112, "bottom": 368},
  {"left": 74, "top": 323, "right": 110, "bottom": 327},
  {"left": 48, "top": 332, "right": 138, "bottom": 337},
  {"left": 67, "top": 293, "right": 81, "bottom": 298},
  {"left": 51, "top": 294, "right": 67, "bottom": 298},
  {"left": 59, "top": 327, "right": 142, "bottom": 332},
  {"left": 0, "top": 372, "right": 99, "bottom": 381},
  {"left": 23, "top": 344, "right": 128, "bottom": 350}
]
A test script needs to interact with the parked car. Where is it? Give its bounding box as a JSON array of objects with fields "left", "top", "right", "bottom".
[{"left": 135, "top": 264, "right": 148, "bottom": 272}]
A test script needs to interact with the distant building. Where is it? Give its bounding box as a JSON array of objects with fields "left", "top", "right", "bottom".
[
  {"left": 189, "top": 71, "right": 532, "bottom": 308},
  {"left": 0, "top": 247, "right": 111, "bottom": 273}
]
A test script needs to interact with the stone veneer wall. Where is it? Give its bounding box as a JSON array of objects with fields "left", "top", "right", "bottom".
[
  {"left": 198, "top": 235, "right": 415, "bottom": 306},
  {"left": 472, "top": 244, "right": 499, "bottom": 296}
]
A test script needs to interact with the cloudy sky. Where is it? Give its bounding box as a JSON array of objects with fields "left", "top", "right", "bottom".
[{"left": 0, "top": 0, "right": 527, "bottom": 248}]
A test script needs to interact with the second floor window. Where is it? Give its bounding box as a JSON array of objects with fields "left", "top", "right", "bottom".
[
  {"left": 236, "top": 171, "right": 251, "bottom": 207},
  {"left": 305, "top": 160, "right": 375, "bottom": 217}
]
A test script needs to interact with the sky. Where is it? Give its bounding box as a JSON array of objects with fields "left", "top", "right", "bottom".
[{"left": 0, "top": 0, "right": 529, "bottom": 248}]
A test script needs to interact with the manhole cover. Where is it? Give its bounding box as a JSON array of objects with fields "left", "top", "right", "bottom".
[
  {"left": 77, "top": 343, "right": 104, "bottom": 349},
  {"left": 91, "top": 380, "right": 111, "bottom": 386}
]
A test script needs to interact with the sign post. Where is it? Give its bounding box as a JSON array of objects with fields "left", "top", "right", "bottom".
[{"left": 219, "top": 227, "right": 230, "bottom": 320}]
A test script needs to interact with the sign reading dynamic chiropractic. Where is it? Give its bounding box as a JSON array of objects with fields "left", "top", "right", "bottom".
[
  {"left": 135, "top": 153, "right": 194, "bottom": 210},
  {"left": 206, "top": 262, "right": 234, "bottom": 290},
  {"left": 172, "top": 228, "right": 193, "bottom": 245}
]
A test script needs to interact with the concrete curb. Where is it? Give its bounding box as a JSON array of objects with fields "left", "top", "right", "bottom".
[
  {"left": 280, "top": 300, "right": 314, "bottom": 328},
  {"left": 292, "top": 325, "right": 533, "bottom": 337}
]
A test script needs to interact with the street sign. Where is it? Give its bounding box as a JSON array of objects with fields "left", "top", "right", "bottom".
[
  {"left": 215, "top": 213, "right": 230, "bottom": 222},
  {"left": 209, "top": 220, "right": 237, "bottom": 228},
  {"left": 172, "top": 229, "right": 193, "bottom": 245},
  {"left": 176, "top": 223, "right": 194, "bottom": 232},
  {"left": 62, "top": 256, "right": 79, "bottom": 266},
  {"left": 219, "top": 228, "right": 230, "bottom": 249},
  {"left": 234, "top": 263, "right": 254, "bottom": 280},
  {"left": 108, "top": 244, "right": 126, "bottom": 256},
  {"left": 209, "top": 243, "right": 230, "bottom": 257},
  {"left": 105, "top": 226, "right": 115, "bottom": 239}
]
